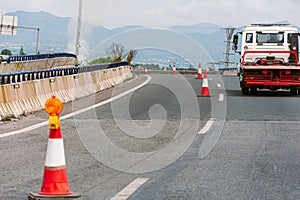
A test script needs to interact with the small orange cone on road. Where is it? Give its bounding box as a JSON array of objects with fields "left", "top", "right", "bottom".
[
  {"left": 28, "top": 96, "right": 80, "bottom": 199},
  {"left": 199, "top": 70, "right": 210, "bottom": 97},
  {"left": 196, "top": 63, "right": 203, "bottom": 79},
  {"left": 172, "top": 62, "right": 177, "bottom": 75}
]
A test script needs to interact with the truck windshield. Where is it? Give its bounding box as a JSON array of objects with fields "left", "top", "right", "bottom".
[{"left": 256, "top": 33, "right": 284, "bottom": 43}]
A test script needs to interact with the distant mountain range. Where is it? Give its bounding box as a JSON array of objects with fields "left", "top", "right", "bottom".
[{"left": 0, "top": 11, "right": 296, "bottom": 68}]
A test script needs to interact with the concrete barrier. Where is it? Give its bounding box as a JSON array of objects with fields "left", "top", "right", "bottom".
[{"left": 0, "top": 66, "right": 133, "bottom": 119}]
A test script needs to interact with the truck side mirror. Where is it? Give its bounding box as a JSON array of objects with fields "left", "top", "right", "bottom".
[{"left": 232, "top": 35, "right": 239, "bottom": 51}]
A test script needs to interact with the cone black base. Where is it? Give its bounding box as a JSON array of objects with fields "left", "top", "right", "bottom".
[
  {"left": 197, "top": 94, "right": 211, "bottom": 97},
  {"left": 28, "top": 192, "right": 81, "bottom": 199}
]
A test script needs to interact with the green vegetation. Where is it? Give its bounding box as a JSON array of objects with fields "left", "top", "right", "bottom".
[
  {"left": 1, "top": 49, "right": 12, "bottom": 56},
  {"left": 19, "top": 47, "right": 26, "bottom": 56},
  {"left": 1, "top": 115, "right": 14, "bottom": 122},
  {"left": 124, "top": 73, "right": 135, "bottom": 83},
  {"left": 106, "top": 43, "right": 125, "bottom": 62},
  {"left": 90, "top": 43, "right": 138, "bottom": 65},
  {"left": 126, "top": 50, "right": 138, "bottom": 65},
  {"left": 89, "top": 57, "right": 114, "bottom": 64}
]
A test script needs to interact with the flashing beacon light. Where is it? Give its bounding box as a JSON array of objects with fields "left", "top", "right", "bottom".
[{"left": 45, "top": 96, "right": 63, "bottom": 129}]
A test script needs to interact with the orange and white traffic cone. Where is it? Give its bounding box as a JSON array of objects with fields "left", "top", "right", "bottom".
[
  {"left": 144, "top": 68, "right": 148, "bottom": 75},
  {"left": 28, "top": 96, "right": 80, "bottom": 199},
  {"left": 196, "top": 63, "right": 203, "bottom": 79},
  {"left": 199, "top": 70, "right": 210, "bottom": 97},
  {"left": 172, "top": 62, "right": 177, "bottom": 75}
]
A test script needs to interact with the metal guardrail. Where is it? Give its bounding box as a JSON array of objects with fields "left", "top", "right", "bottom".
[
  {"left": 218, "top": 67, "right": 238, "bottom": 71},
  {"left": 0, "top": 61, "right": 129, "bottom": 85},
  {"left": 6, "top": 53, "right": 77, "bottom": 63}
]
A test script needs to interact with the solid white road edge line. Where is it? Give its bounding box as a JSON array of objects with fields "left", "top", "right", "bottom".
[
  {"left": 111, "top": 178, "right": 149, "bottom": 200},
  {"left": 198, "top": 119, "right": 216, "bottom": 135},
  {"left": 0, "top": 75, "right": 152, "bottom": 139}
]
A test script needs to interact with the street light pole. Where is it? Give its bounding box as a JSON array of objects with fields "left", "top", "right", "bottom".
[{"left": 75, "top": 0, "right": 83, "bottom": 59}]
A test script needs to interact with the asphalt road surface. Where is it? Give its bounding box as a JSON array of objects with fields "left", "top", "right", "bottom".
[{"left": 0, "top": 73, "right": 299, "bottom": 200}]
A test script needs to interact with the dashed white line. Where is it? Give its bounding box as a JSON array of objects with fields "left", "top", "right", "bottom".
[
  {"left": 218, "top": 93, "right": 224, "bottom": 102},
  {"left": 198, "top": 119, "right": 215, "bottom": 134},
  {"left": 111, "top": 178, "right": 149, "bottom": 200},
  {"left": 217, "top": 84, "right": 222, "bottom": 88}
]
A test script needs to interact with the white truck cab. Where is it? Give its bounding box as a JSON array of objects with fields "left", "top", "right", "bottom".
[{"left": 233, "top": 24, "right": 299, "bottom": 65}]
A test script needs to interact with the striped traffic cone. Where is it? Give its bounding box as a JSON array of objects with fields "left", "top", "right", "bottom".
[
  {"left": 144, "top": 68, "right": 148, "bottom": 75},
  {"left": 196, "top": 63, "right": 203, "bottom": 79},
  {"left": 199, "top": 70, "right": 210, "bottom": 97},
  {"left": 28, "top": 96, "right": 80, "bottom": 199},
  {"left": 172, "top": 62, "right": 177, "bottom": 75}
]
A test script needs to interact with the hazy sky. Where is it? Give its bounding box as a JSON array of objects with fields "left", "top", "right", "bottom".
[{"left": 1, "top": 0, "right": 300, "bottom": 28}]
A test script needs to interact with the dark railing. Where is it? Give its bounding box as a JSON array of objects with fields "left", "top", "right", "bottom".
[
  {"left": 6, "top": 53, "right": 77, "bottom": 63},
  {"left": 218, "top": 67, "right": 238, "bottom": 71},
  {"left": 0, "top": 62, "right": 129, "bottom": 85}
]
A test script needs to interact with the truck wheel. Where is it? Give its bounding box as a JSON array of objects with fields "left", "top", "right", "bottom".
[
  {"left": 242, "top": 87, "right": 249, "bottom": 95},
  {"left": 290, "top": 87, "right": 298, "bottom": 96},
  {"left": 249, "top": 87, "right": 257, "bottom": 95}
]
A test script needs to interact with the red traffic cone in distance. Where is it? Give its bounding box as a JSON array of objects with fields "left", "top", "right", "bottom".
[
  {"left": 196, "top": 63, "right": 203, "bottom": 79},
  {"left": 199, "top": 70, "right": 210, "bottom": 97},
  {"left": 144, "top": 68, "right": 148, "bottom": 75}
]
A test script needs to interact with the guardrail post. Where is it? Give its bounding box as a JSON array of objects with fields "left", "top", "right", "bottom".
[
  {"left": 40, "top": 71, "right": 44, "bottom": 79},
  {"left": 22, "top": 73, "right": 26, "bottom": 82},
  {"left": 12, "top": 74, "right": 16, "bottom": 83},
  {"left": 1, "top": 75, "right": 4, "bottom": 84},
  {"left": 17, "top": 73, "right": 21, "bottom": 82},
  {"left": 31, "top": 72, "right": 35, "bottom": 80},
  {"left": 27, "top": 72, "right": 31, "bottom": 81},
  {"left": 7, "top": 75, "right": 10, "bottom": 84},
  {"left": 36, "top": 71, "right": 40, "bottom": 80}
]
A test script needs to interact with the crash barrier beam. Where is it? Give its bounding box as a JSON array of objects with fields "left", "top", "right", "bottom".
[
  {"left": 0, "top": 62, "right": 129, "bottom": 85},
  {"left": 6, "top": 53, "right": 77, "bottom": 64}
]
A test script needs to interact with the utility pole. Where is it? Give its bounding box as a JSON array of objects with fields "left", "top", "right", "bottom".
[
  {"left": 75, "top": 0, "right": 82, "bottom": 59},
  {"left": 223, "top": 27, "right": 235, "bottom": 68}
]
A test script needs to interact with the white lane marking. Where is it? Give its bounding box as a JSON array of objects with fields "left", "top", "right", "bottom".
[
  {"left": 198, "top": 119, "right": 215, "bottom": 135},
  {"left": 218, "top": 93, "right": 224, "bottom": 102},
  {"left": 208, "top": 78, "right": 213, "bottom": 81},
  {"left": 111, "top": 178, "right": 149, "bottom": 200},
  {"left": 0, "top": 75, "right": 152, "bottom": 139},
  {"left": 217, "top": 84, "right": 222, "bottom": 88},
  {"left": 199, "top": 120, "right": 225, "bottom": 159}
]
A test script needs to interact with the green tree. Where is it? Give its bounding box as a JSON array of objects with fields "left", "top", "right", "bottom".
[
  {"left": 89, "top": 57, "right": 114, "bottom": 64},
  {"left": 1, "top": 49, "right": 12, "bottom": 55},
  {"left": 19, "top": 47, "right": 26, "bottom": 56}
]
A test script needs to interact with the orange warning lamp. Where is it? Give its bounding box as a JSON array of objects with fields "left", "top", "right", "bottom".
[
  {"left": 45, "top": 96, "right": 63, "bottom": 129},
  {"left": 45, "top": 96, "right": 63, "bottom": 116}
]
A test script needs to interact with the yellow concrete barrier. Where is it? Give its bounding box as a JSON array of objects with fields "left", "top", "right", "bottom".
[{"left": 0, "top": 66, "right": 132, "bottom": 119}]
